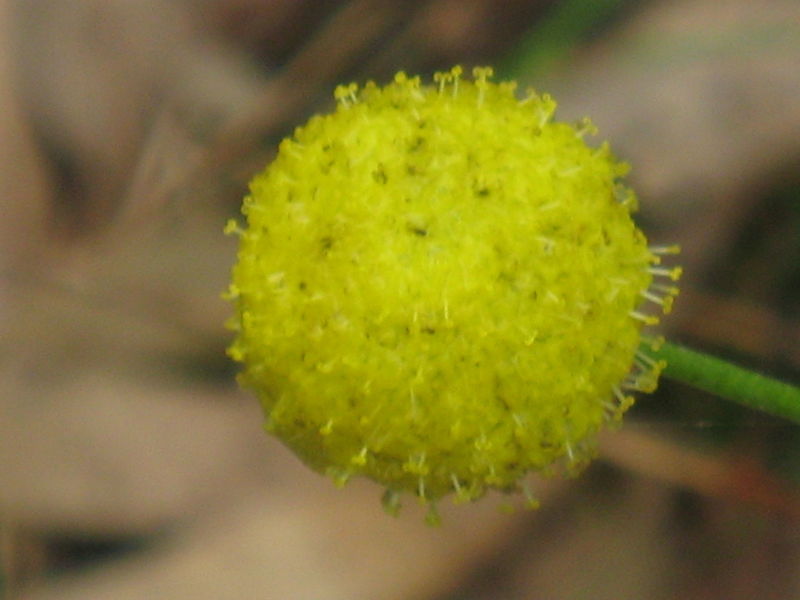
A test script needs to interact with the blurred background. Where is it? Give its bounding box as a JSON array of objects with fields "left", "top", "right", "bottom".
[{"left": 1, "top": 0, "right": 799, "bottom": 598}]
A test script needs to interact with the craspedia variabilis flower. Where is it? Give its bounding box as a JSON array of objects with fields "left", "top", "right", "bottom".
[{"left": 226, "top": 66, "right": 680, "bottom": 519}]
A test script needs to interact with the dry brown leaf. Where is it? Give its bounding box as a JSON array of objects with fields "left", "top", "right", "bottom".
[
  {"left": 0, "top": 0, "right": 52, "bottom": 267},
  {"left": 14, "top": 479, "right": 556, "bottom": 600},
  {"left": 0, "top": 376, "right": 269, "bottom": 534}
]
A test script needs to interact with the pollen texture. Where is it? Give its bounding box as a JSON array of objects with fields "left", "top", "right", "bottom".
[{"left": 227, "top": 67, "right": 675, "bottom": 511}]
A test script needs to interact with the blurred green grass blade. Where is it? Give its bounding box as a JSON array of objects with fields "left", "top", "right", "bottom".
[{"left": 500, "top": 0, "right": 631, "bottom": 80}]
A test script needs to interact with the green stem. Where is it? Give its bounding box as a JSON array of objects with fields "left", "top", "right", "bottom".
[{"left": 646, "top": 341, "right": 800, "bottom": 424}]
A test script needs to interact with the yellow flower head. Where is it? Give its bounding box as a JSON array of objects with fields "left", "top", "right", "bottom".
[{"left": 226, "top": 67, "right": 679, "bottom": 518}]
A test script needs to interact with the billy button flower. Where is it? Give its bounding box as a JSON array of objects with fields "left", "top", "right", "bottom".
[{"left": 225, "top": 66, "right": 681, "bottom": 522}]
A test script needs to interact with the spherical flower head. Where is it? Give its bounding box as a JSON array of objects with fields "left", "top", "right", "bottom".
[{"left": 226, "top": 67, "right": 679, "bottom": 516}]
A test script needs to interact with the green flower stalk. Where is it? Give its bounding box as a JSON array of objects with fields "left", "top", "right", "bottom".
[{"left": 226, "top": 67, "right": 679, "bottom": 518}]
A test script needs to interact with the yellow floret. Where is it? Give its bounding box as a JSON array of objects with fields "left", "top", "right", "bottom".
[{"left": 227, "top": 67, "right": 673, "bottom": 514}]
